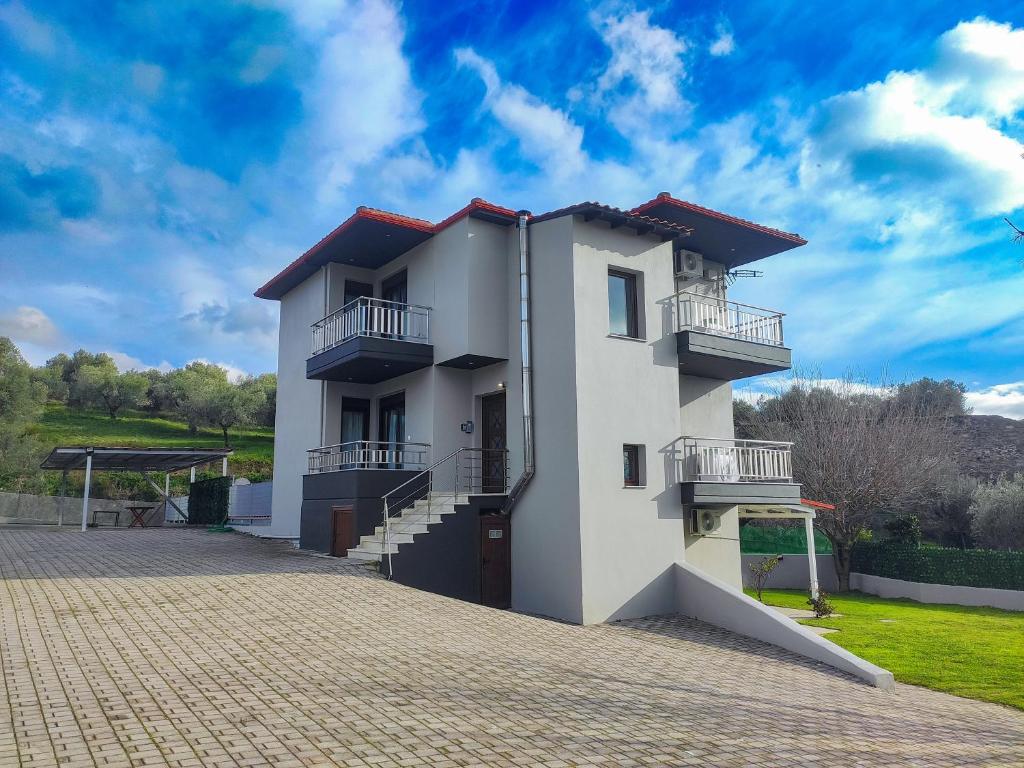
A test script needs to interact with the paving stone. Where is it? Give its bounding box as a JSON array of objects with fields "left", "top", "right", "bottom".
[{"left": 0, "top": 529, "right": 1021, "bottom": 767}]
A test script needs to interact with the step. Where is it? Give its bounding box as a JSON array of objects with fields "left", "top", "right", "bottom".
[
  {"left": 348, "top": 540, "right": 397, "bottom": 557},
  {"left": 361, "top": 531, "right": 415, "bottom": 545},
  {"left": 375, "top": 522, "right": 430, "bottom": 536},
  {"left": 410, "top": 500, "right": 458, "bottom": 513},
  {"left": 346, "top": 548, "right": 383, "bottom": 562}
]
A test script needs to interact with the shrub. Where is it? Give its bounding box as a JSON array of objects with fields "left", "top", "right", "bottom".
[
  {"left": 807, "top": 591, "right": 835, "bottom": 618},
  {"left": 748, "top": 555, "right": 784, "bottom": 602},
  {"left": 970, "top": 474, "right": 1024, "bottom": 551},
  {"left": 883, "top": 514, "right": 921, "bottom": 547},
  {"left": 851, "top": 541, "right": 1024, "bottom": 591},
  {"left": 187, "top": 477, "right": 231, "bottom": 525}
]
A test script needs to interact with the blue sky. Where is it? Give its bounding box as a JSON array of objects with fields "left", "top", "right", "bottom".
[{"left": 1, "top": 1, "right": 1023, "bottom": 415}]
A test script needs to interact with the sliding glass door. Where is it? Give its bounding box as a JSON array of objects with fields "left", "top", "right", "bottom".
[{"left": 377, "top": 392, "right": 405, "bottom": 469}]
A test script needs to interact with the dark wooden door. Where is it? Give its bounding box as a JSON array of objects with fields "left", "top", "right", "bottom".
[
  {"left": 331, "top": 506, "right": 355, "bottom": 557},
  {"left": 480, "top": 515, "right": 510, "bottom": 608},
  {"left": 481, "top": 392, "right": 506, "bottom": 493}
]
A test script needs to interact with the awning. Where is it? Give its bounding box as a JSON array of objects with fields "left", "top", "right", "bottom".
[{"left": 41, "top": 447, "right": 232, "bottom": 473}]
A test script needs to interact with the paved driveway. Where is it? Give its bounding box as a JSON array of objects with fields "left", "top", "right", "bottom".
[{"left": 0, "top": 529, "right": 1021, "bottom": 767}]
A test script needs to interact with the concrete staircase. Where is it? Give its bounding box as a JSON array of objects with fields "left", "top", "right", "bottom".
[{"left": 346, "top": 492, "right": 467, "bottom": 562}]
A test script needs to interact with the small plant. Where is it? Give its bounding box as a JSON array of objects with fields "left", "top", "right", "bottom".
[
  {"left": 884, "top": 514, "right": 921, "bottom": 547},
  {"left": 748, "top": 554, "right": 783, "bottom": 602},
  {"left": 807, "top": 591, "right": 835, "bottom": 618}
]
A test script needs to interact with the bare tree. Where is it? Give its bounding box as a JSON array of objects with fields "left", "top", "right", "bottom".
[
  {"left": 743, "top": 374, "right": 957, "bottom": 591},
  {"left": 1005, "top": 217, "right": 1024, "bottom": 243}
]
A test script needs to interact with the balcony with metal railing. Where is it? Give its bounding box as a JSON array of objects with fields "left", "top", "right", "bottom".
[
  {"left": 307, "top": 297, "right": 434, "bottom": 383},
  {"left": 677, "top": 436, "right": 801, "bottom": 507},
  {"left": 671, "top": 292, "right": 791, "bottom": 380},
  {"left": 307, "top": 440, "right": 431, "bottom": 474}
]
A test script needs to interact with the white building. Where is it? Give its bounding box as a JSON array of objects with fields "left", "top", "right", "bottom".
[{"left": 256, "top": 193, "right": 811, "bottom": 624}]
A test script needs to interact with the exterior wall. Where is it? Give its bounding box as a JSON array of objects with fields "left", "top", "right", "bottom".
[
  {"left": 510, "top": 216, "right": 585, "bottom": 623},
  {"left": 570, "top": 218, "right": 684, "bottom": 624},
  {"left": 678, "top": 375, "right": 741, "bottom": 588},
  {"left": 269, "top": 269, "right": 325, "bottom": 540},
  {"left": 741, "top": 553, "right": 839, "bottom": 593},
  {"left": 466, "top": 217, "right": 510, "bottom": 361}
]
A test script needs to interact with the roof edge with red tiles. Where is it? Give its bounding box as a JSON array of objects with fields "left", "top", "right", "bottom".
[{"left": 631, "top": 192, "right": 806, "bottom": 245}]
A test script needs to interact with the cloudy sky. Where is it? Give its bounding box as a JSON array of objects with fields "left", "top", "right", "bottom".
[{"left": 0, "top": 1, "right": 1022, "bottom": 415}]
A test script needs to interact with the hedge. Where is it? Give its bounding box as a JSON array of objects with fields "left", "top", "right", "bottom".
[
  {"left": 741, "top": 524, "right": 833, "bottom": 554},
  {"left": 851, "top": 541, "right": 1024, "bottom": 591},
  {"left": 187, "top": 476, "right": 231, "bottom": 525}
]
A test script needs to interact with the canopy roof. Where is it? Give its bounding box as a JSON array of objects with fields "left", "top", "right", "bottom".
[{"left": 41, "top": 447, "right": 232, "bottom": 473}]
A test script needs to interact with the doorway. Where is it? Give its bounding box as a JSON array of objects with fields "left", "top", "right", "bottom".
[
  {"left": 331, "top": 506, "right": 355, "bottom": 557},
  {"left": 481, "top": 392, "right": 507, "bottom": 493},
  {"left": 378, "top": 392, "right": 406, "bottom": 468},
  {"left": 480, "top": 514, "right": 510, "bottom": 608}
]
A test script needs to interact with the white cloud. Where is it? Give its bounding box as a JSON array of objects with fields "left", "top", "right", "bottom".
[
  {"left": 455, "top": 48, "right": 587, "bottom": 179},
  {"left": 131, "top": 62, "right": 165, "bottom": 97},
  {"left": 709, "top": 21, "right": 735, "bottom": 57},
  {"left": 106, "top": 351, "right": 173, "bottom": 373},
  {"left": 966, "top": 382, "right": 1024, "bottom": 419},
  {"left": 187, "top": 358, "right": 248, "bottom": 383},
  {"left": 238, "top": 45, "right": 287, "bottom": 84},
  {"left": 0, "top": 306, "right": 62, "bottom": 346},
  {"left": 593, "top": 9, "right": 687, "bottom": 111},
  {"left": 0, "top": 2, "right": 57, "bottom": 56},
  {"left": 288, "top": 0, "right": 426, "bottom": 203}
]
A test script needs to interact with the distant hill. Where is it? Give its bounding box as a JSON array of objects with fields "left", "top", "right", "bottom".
[{"left": 952, "top": 415, "right": 1024, "bottom": 481}]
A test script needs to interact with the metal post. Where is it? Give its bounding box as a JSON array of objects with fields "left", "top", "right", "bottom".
[
  {"left": 190, "top": 466, "right": 196, "bottom": 483},
  {"left": 58, "top": 470, "right": 67, "bottom": 527},
  {"left": 805, "top": 514, "right": 820, "bottom": 600},
  {"left": 221, "top": 457, "right": 228, "bottom": 477},
  {"left": 80, "top": 449, "right": 93, "bottom": 532}
]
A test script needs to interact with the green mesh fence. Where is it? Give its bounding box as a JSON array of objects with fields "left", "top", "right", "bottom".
[{"left": 740, "top": 524, "right": 833, "bottom": 554}]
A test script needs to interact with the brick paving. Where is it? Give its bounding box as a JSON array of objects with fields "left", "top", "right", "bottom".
[{"left": 0, "top": 529, "right": 1021, "bottom": 767}]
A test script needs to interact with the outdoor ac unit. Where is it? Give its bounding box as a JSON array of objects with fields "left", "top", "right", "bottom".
[
  {"left": 675, "top": 249, "right": 704, "bottom": 277},
  {"left": 690, "top": 508, "right": 722, "bottom": 536}
]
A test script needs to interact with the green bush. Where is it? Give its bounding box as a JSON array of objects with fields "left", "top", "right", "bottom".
[
  {"left": 187, "top": 477, "right": 231, "bottom": 525},
  {"left": 851, "top": 541, "right": 1024, "bottom": 591}
]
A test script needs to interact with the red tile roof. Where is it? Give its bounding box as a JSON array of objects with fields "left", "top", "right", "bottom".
[
  {"left": 530, "top": 201, "right": 693, "bottom": 236},
  {"left": 631, "top": 192, "right": 806, "bottom": 245}
]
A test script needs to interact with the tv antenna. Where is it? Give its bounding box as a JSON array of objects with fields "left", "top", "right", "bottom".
[{"left": 724, "top": 269, "right": 763, "bottom": 287}]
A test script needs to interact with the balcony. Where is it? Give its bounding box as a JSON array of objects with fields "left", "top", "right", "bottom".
[
  {"left": 307, "top": 440, "right": 431, "bottom": 474},
  {"left": 307, "top": 297, "right": 433, "bottom": 383},
  {"left": 678, "top": 437, "right": 801, "bottom": 506},
  {"left": 672, "top": 294, "right": 791, "bottom": 380}
]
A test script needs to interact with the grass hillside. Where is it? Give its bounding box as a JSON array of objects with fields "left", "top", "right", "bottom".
[{"left": 28, "top": 404, "right": 274, "bottom": 498}]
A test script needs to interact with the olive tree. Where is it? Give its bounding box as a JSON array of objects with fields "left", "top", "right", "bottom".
[
  {"left": 970, "top": 474, "right": 1024, "bottom": 551},
  {"left": 75, "top": 365, "right": 150, "bottom": 419},
  {"left": 0, "top": 337, "right": 47, "bottom": 491},
  {"left": 741, "top": 374, "right": 958, "bottom": 591}
]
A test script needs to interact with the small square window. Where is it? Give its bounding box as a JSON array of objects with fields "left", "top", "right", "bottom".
[
  {"left": 608, "top": 269, "right": 640, "bottom": 338},
  {"left": 623, "top": 444, "right": 644, "bottom": 487}
]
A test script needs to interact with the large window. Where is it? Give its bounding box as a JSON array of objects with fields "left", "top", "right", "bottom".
[{"left": 608, "top": 269, "right": 639, "bottom": 338}]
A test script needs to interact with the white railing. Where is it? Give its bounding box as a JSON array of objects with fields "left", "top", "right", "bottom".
[
  {"left": 311, "top": 297, "right": 431, "bottom": 356},
  {"left": 674, "top": 293, "right": 784, "bottom": 347},
  {"left": 307, "top": 441, "right": 431, "bottom": 474},
  {"left": 679, "top": 437, "right": 793, "bottom": 483}
]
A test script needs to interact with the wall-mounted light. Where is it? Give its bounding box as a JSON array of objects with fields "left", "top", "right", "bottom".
[
  {"left": 460, "top": 420, "right": 474, "bottom": 434},
  {"left": 498, "top": 381, "right": 507, "bottom": 390}
]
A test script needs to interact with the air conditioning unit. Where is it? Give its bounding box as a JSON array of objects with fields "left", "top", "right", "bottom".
[
  {"left": 690, "top": 508, "right": 722, "bottom": 536},
  {"left": 675, "top": 249, "right": 704, "bottom": 277}
]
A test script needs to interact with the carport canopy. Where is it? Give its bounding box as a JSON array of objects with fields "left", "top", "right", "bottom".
[
  {"left": 41, "top": 446, "right": 233, "bottom": 531},
  {"left": 738, "top": 498, "right": 835, "bottom": 600}
]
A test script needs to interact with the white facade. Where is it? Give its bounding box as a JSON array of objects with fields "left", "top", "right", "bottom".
[{"left": 260, "top": 197, "right": 800, "bottom": 626}]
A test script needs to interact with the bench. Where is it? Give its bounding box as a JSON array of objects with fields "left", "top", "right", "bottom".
[{"left": 90, "top": 509, "right": 121, "bottom": 527}]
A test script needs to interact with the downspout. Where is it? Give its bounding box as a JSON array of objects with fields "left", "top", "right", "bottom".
[{"left": 503, "top": 210, "right": 535, "bottom": 513}]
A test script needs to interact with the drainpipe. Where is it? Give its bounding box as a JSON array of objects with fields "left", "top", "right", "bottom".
[{"left": 503, "top": 211, "right": 535, "bottom": 513}]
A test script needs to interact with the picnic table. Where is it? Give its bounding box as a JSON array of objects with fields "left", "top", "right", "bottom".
[
  {"left": 90, "top": 509, "right": 121, "bottom": 527},
  {"left": 126, "top": 505, "right": 152, "bottom": 528}
]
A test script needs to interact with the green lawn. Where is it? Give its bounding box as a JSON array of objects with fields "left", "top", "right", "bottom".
[
  {"left": 752, "top": 589, "right": 1024, "bottom": 710},
  {"left": 29, "top": 404, "right": 274, "bottom": 496}
]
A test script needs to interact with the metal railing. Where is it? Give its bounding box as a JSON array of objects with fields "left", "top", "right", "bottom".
[
  {"left": 679, "top": 437, "right": 793, "bottom": 483},
  {"left": 673, "top": 293, "right": 784, "bottom": 347},
  {"left": 311, "top": 296, "right": 431, "bottom": 356},
  {"left": 307, "top": 441, "right": 431, "bottom": 474},
  {"left": 380, "top": 447, "right": 509, "bottom": 576}
]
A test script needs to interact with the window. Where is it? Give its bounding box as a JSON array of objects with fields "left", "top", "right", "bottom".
[
  {"left": 623, "top": 444, "right": 644, "bottom": 487},
  {"left": 608, "top": 269, "right": 639, "bottom": 338},
  {"left": 343, "top": 280, "right": 373, "bottom": 305}
]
